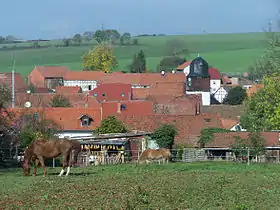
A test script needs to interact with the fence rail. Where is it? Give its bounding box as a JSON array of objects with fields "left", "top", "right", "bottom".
[{"left": 2, "top": 147, "right": 280, "bottom": 168}]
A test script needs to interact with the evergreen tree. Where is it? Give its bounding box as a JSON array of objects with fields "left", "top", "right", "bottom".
[{"left": 130, "top": 49, "right": 146, "bottom": 73}]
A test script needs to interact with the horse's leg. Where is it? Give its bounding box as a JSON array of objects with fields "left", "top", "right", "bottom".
[
  {"left": 65, "top": 150, "right": 72, "bottom": 176},
  {"left": 33, "top": 159, "right": 40, "bottom": 176},
  {"left": 37, "top": 156, "right": 47, "bottom": 177},
  {"left": 58, "top": 155, "right": 66, "bottom": 176}
]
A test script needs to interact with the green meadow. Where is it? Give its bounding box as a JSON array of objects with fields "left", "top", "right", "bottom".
[
  {"left": 1, "top": 162, "right": 280, "bottom": 209},
  {"left": 0, "top": 32, "right": 267, "bottom": 77}
]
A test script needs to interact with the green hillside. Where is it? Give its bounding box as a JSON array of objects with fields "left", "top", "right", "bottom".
[{"left": 0, "top": 32, "right": 268, "bottom": 77}]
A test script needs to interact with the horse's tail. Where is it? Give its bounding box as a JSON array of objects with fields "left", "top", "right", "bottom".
[{"left": 71, "top": 140, "right": 81, "bottom": 166}]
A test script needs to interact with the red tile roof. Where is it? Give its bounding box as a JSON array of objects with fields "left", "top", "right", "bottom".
[
  {"left": 15, "top": 93, "right": 100, "bottom": 109},
  {"left": 177, "top": 61, "right": 191, "bottom": 70},
  {"left": 208, "top": 68, "right": 221, "bottom": 80},
  {"left": 35, "top": 66, "right": 69, "bottom": 78},
  {"left": 63, "top": 71, "right": 106, "bottom": 81},
  {"left": 90, "top": 83, "right": 132, "bottom": 101},
  {"left": 99, "top": 72, "right": 186, "bottom": 85},
  {"left": 11, "top": 107, "right": 101, "bottom": 131},
  {"left": 132, "top": 82, "right": 186, "bottom": 99},
  {"left": 220, "top": 118, "right": 238, "bottom": 129},
  {"left": 146, "top": 94, "right": 201, "bottom": 115},
  {"left": 206, "top": 132, "right": 280, "bottom": 148},
  {"left": 56, "top": 86, "right": 81, "bottom": 94},
  {"left": 247, "top": 84, "right": 264, "bottom": 97},
  {"left": 117, "top": 113, "right": 223, "bottom": 146},
  {"left": 0, "top": 72, "right": 27, "bottom": 92},
  {"left": 101, "top": 100, "right": 153, "bottom": 118}
]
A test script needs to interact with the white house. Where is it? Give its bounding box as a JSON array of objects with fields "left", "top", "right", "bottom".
[
  {"left": 213, "top": 86, "right": 234, "bottom": 104},
  {"left": 63, "top": 71, "right": 106, "bottom": 92}
]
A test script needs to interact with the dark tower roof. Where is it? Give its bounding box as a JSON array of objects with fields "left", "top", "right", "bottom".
[{"left": 188, "top": 55, "right": 210, "bottom": 78}]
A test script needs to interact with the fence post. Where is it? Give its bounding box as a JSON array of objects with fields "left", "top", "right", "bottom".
[
  {"left": 247, "top": 147, "right": 250, "bottom": 166},
  {"left": 52, "top": 158, "right": 55, "bottom": 168},
  {"left": 277, "top": 150, "right": 280, "bottom": 164}
]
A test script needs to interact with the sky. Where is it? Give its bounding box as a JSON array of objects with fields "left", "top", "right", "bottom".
[{"left": 1, "top": 0, "right": 279, "bottom": 39}]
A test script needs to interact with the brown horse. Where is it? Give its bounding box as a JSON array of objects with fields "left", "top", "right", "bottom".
[
  {"left": 138, "top": 148, "right": 172, "bottom": 164},
  {"left": 22, "top": 138, "right": 81, "bottom": 177}
]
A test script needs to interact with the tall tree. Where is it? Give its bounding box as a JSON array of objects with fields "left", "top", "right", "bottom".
[
  {"left": 0, "top": 84, "right": 16, "bottom": 165},
  {"left": 223, "top": 86, "right": 247, "bottom": 105},
  {"left": 122, "top": 32, "right": 131, "bottom": 44},
  {"left": 94, "top": 30, "right": 107, "bottom": 44},
  {"left": 157, "top": 56, "right": 186, "bottom": 72},
  {"left": 248, "top": 22, "right": 280, "bottom": 81},
  {"left": 130, "top": 49, "right": 146, "bottom": 73},
  {"left": 82, "top": 44, "right": 117, "bottom": 72},
  {"left": 83, "top": 31, "right": 94, "bottom": 42},
  {"left": 240, "top": 73, "right": 280, "bottom": 131},
  {"left": 72, "top": 33, "right": 82, "bottom": 45}
]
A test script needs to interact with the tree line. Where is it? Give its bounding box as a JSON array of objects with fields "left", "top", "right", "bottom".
[{"left": 82, "top": 38, "right": 190, "bottom": 73}]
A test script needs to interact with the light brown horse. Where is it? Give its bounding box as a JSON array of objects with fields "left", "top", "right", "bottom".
[
  {"left": 138, "top": 148, "right": 172, "bottom": 164},
  {"left": 22, "top": 138, "right": 81, "bottom": 177}
]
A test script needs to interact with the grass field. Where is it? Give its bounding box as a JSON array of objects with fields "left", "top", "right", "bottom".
[
  {"left": 0, "top": 33, "right": 268, "bottom": 77},
  {"left": 1, "top": 162, "right": 280, "bottom": 209}
]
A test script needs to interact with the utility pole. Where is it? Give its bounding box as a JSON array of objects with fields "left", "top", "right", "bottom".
[{"left": 11, "top": 53, "right": 16, "bottom": 109}]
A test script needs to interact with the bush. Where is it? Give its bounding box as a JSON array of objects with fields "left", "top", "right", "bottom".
[
  {"left": 96, "top": 116, "right": 127, "bottom": 134},
  {"left": 151, "top": 124, "right": 177, "bottom": 149},
  {"left": 223, "top": 86, "right": 247, "bottom": 105},
  {"left": 199, "top": 127, "right": 230, "bottom": 148}
]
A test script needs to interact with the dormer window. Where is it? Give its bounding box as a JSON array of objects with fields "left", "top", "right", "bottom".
[
  {"left": 102, "top": 93, "right": 106, "bottom": 97},
  {"left": 93, "top": 93, "right": 98, "bottom": 97},
  {"left": 121, "top": 93, "right": 125, "bottom": 97},
  {"left": 79, "top": 115, "right": 93, "bottom": 127}
]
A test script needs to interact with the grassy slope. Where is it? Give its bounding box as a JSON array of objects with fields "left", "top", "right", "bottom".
[
  {"left": 1, "top": 162, "right": 279, "bottom": 209},
  {"left": 0, "top": 33, "right": 267, "bottom": 77}
]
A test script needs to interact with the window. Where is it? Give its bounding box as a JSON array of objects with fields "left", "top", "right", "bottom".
[
  {"left": 213, "top": 81, "right": 216, "bottom": 85},
  {"left": 235, "top": 125, "right": 241, "bottom": 131},
  {"left": 102, "top": 93, "right": 106, "bottom": 97},
  {"left": 80, "top": 115, "right": 93, "bottom": 127},
  {"left": 204, "top": 118, "right": 211, "bottom": 123},
  {"left": 93, "top": 93, "right": 98, "bottom": 97},
  {"left": 120, "top": 104, "right": 126, "bottom": 110},
  {"left": 121, "top": 93, "right": 125, "bottom": 97},
  {"left": 88, "top": 85, "right": 92, "bottom": 90}
]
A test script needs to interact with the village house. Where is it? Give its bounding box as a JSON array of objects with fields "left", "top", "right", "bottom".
[
  {"left": 28, "top": 66, "right": 69, "bottom": 90},
  {"left": 117, "top": 113, "right": 225, "bottom": 147},
  {"left": 63, "top": 71, "right": 106, "bottom": 92},
  {"left": 98, "top": 71, "right": 186, "bottom": 89},
  {"left": 12, "top": 107, "right": 101, "bottom": 139}
]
